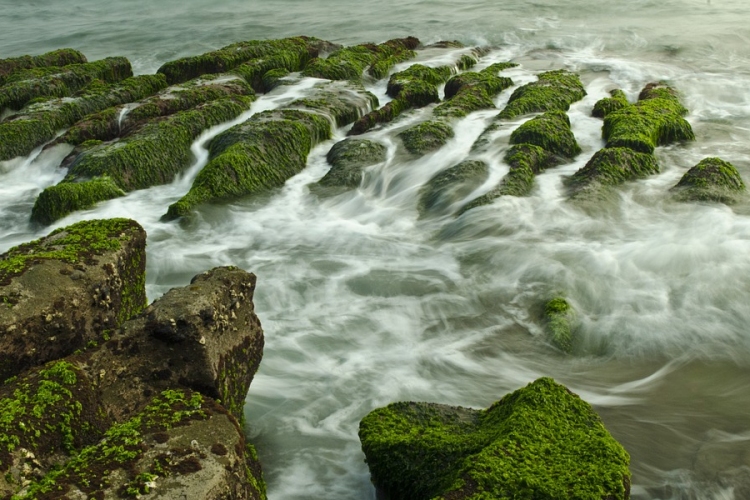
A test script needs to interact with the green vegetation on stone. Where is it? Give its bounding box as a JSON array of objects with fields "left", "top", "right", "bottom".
[
  {"left": 318, "top": 139, "right": 388, "bottom": 188},
  {"left": 434, "top": 63, "right": 515, "bottom": 119},
  {"left": 498, "top": 69, "right": 586, "bottom": 119},
  {"left": 566, "top": 147, "right": 660, "bottom": 195},
  {"left": 0, "top": 49, "right": 87, "bottom": 87},
  {"left": 671, "top": 157, "right": 746, "bottom": 204},
  {"left": 30, "top": 177, "right": 126, "bottom": 226},
  {"left": 303, "top": 37, "right": 418, "bottom": 82},
  {"left": 592, "top": 89, "right": 629, "bottom": 118},
  {"left": 418, "top": 160, "right": 489, "bottom": 217},
  {"left": 359, "top": 377, "right": 631, "bottom": 500},
  {"left": 509, "top": 109, "right": 582, "bottom": 158},
  {"left": 398, "top": 120, "right": 454, "bottom": 156},
  {"left": 543, "top": 297, "right": 576, "bottom": 353},
  {"left": 288, "top": 80, "right": 379, "bottom": 127}
]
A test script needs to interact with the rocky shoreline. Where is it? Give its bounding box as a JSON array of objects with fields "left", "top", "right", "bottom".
[{"left": 2, "top": 36, "right": 746, "bottom": 499}]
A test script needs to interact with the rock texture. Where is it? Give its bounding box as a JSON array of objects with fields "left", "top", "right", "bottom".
[
  {"left": 671, "top": 157, "right": 746, "bottom": 204},
  {"left": 318, "top": 138, "right": 388, "bottom": 188}
]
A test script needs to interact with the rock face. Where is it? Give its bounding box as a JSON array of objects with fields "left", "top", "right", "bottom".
[
  {"left": 498, "top": 69, "right": 586, "bottom": 119},
  {"left": 359, "top": 377, "right": 631, "bottom": 500},
  {"left": 0, "top": 49, "right": 87, "bottom": 86},
  {"left": 318, "top": 138, "right": 388, "bottom": 188},
  {"left": 0, "top": 218, "right": 147, "bottom": 381},
  {"left": 671, "top": 157, "right": 746, "bottom": 204},
  {"left": 398, "top": 120, "right": 455, "bottom": 156}
]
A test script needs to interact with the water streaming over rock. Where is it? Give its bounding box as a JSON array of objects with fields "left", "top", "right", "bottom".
[{"left": 3, "top": 1, "right": 750, "bottom": 498}]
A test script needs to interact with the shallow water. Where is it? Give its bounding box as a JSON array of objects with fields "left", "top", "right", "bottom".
[{"left": 2, "top": 1, "right": 750, "bottom": 498}]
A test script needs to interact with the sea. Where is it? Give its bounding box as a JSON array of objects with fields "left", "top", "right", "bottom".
[{"left": 1, "top": 0, "right": 750, "bottom": 498}]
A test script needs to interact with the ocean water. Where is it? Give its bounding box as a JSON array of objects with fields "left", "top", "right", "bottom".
[{"left": 2, "top": 0, "right": 750, "bottom": 498}]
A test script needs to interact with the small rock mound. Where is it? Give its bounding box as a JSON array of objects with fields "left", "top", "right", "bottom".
[
  {"left": 671, "top": 157, "right": 746, "bottom": 204},
  {"left": 543, "top": 297, "right": 576, "bottom": 353},
  {"left": 318, "top": 138, "right": 387, "bottom": 188}
]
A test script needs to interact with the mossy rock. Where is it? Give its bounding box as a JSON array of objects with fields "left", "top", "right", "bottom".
[
  {"left": 434, "top": 63, "right": 515, "bottom": 119},
  {"left": 0, "top": 49, "right": 87, "bottom": 86},
  {"left": 418, "top": 160, "right": 489, "bottom": 217},
  {"left": 592, "top": 89, "right": 629, "bottom": 118},
  {"left": 498, "top": 69, "right": 586, "bottom": 119},
  {"left": 509, "top": 110, "right": 581, "bottom": 158},
  {"left": 398, "top": 120, "right": 454, "bottom": 156},
  {"left": 543, "top": 297, "right": 576, "bottom": 353},
  {"left": 671, "top": 157, "right": 746, "bottom": 204},
  {"left": 30, "top": 177, "right": 126, "bottom": 226},
  {"left": 318, "top": 139, "right": 388, "bottom": 188},
  {"left": 303, "top": 37, "right": 418, "bottom": 82},
  {"left": 0, "top": 74, "right": 167, "bottom": 161},
  {"left": 359, "top": 377, "right": 631, "bottom": 500},
  {"left": 0, "top": 57, "right": 132, "bottom": 113},
  {"left": 566, "top": 147, "right": 660, "bottom": 196},
  {"left": 288, "top": 80, "right": 379, "bottom": 128},
  {"left": 231, "top": 49, "right": 311, "bottom": 93},
  {"left": 602, "top": 83, "right": 694, "bottom": 154},
  {"left": 261, "top": 68, "right": 291, "bottom": 91}
]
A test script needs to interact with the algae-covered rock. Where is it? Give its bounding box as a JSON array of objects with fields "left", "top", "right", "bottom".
[
  {"left": 0, "top": 218, "right": 146, "bottom": 381},
  {"left": 87, "top": 266, "right": 263, "bottom": 422},
  {"left": 158, "top": 36, "right": 333, "bottom": 85},
  {"left": 0, "top": 56, "right": 132, "bottom": 113},
  {"left": 398, "top": 119, "right": 454, "bottom": 156},
  {"left": 592, "top": 89, "right": 629, "bottom": 118},
  {"left": 602, "top": 82, "right": 694, "bottom": 154},
  {"left": 434, "top": 63, "right": 516, "bottom": 119},
  {"left": 671, "top": 157, "right": 746, "bottom": 204},
  {"left": 509, "top": 109, "right": 582, "bottom": 158},
  {"left": 0, "top": 360, "right": 111, "bottom": 498},
  {"left": 0, "top": 74, "right": 167, "bottom": 161},
  {"left": 498, "top": 69, "right": 586, "bottom": 119},
  {"left": 0, "top": 49, "right": 87, "bottom": 86},
  {"left": 543, "top": 297, "right": 576, "bottom": 353},
  {"left": 566, "top": 147, "right": 660, "bottom": 196},
  {"left": 359, "top": 377, "right": 631, "bottom": 500},
  {"left": 15, "top": 389, "right": 266, "bottom": 500},
  {"left": 418, "top": 160, "right": 489, "bottom": 217},
  {"left": 30, "top": 177, "right": 126, "bottom": 226},
  {"left": 318, "top": 138, "right": 388, "bottom": 188},
  {"left": 288, "top": 80, "right": 378, "bottom": 127}
]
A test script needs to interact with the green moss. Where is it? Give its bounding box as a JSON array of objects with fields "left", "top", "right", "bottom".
[
  {"left": 592, "top": 89, "right": 629, "bottom": 118},
  {"left": 566, "top": 147, "right": 660, "bottom": 195},
  {"left": 233, "top": 50, "right": 312, "bottom": 93},
  {"left": 398, "top": 120, "right": 454, "bottom": 156},
  {"left": 418, "top": 160, "right": 489, "bottom": 217},
  {"left": 498, "top": 70, "right": 586, "bottom": 119},
  {"left": 602, "top": 83, "right": 694, "bottom": 154},
  {"left": 368, "top": 50, "right": 417, "bottom": 80},
  {"left": 434, "top": 64, "right": 515, "bottom": 118},
  {"left": 0, "top": 74, "right": 167, "bottom": 161},
  {"left": 0, "top": 57, "right": 132, "bottom": 112},
  {"left": 288, "top": 81, "right": 379, "bottom": 128},
  {"left": 509, "top": 110, "right": 581, "bottom": 158},
  {"left": 359, "top": 377, "right": 630, "bottom": 500},
  {"left": 0, "top": 49, "right": 87, "bottom": 86},
  {"left": 261, "top": 68, "right": 290, "bottom": 91},
  {"left": 318, "top": 139, "right": 387, "bottom": 188},
  {"left": 671, "top": 157, "right": 746, "bottom": 204},
  {"left": 30, "top": 177, "right": 126, "bottom": 226},
  {"left": 0, "top": 218, "right": 139, "bottom": 286},
  {"left": 543, "top": 297, "right": 576, "bottom": 353}
]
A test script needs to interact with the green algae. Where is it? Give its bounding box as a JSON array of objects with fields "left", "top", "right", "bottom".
[
  {"left": 359, "top": 377, "right": 630, "bottom": 500},
  {"left": 592, "top": 89, "right": 629, "bottom": 118},
  {"left": 288, "top": 81, "right": 379, "bottom": 128},
  {"left": 543, "top": 297, "right": 576, "bottom": 353},
  {"left": 0, "top": 57, "right": 132, "bottom": 112},
  {"left": 30, "top": 177, "right": 126, "bottom": 226},
  {"left": 0, "top": 49, "right": 87, "bottom": 87},
  {"left": 418, "top": 160, "right": 489, "bottom": 217},
  {"left": 566, "top": 147, "right": 660, "bottom": 196},
  {"left": 261, "top": 68, "right": 290, "bottom": 91},
  {"left": 232, "top": 50, "right": 311, "bottom": 93},
  {"left": 433, "top": 63, "right": 515, "bottom": 119},
  {"left": 498, "top": 70, "right": 586, "bottom": 119},
  {"left": 398, "top": 120, "right": 454, "bottom": 156},
  {"left": 671, "top": 157, "right": 746, "bottom": 204},
  {"left": 509, "top": 109, "right": 581, "bottom": 158},
  {"left": 318, "top": 139, "right": 388, "bottom": 188}
]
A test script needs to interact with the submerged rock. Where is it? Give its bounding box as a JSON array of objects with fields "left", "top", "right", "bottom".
[
  {"left": 318, "top": 138, "right": 388, "bottom": 188},
  {"left": 360, "top": 377, "right": 630, "bottom": 500},
  {"left": 592, "top": 89, "right": 629, "bottom": 118},
  {"left": 418, "top": 160, "right": 489, "bottom": 217},
  {"left": 0, "top": 218, "right": 147, "bottom": 381},
  {"left": 671, "top": 157, "right": 746, "bottom": 204},
  {"left": 566, "top": 147, "right": 660, "bottom": 196},
  {"left": 0, "top": 49, "right": 87, "bottom": 86},
  {"left": 498, "top": 69, "right": 586, "bottom": 119},
  {"left": 398, "top": 119, "right": 455, "bottom": 156},
  {"left": 543, "top": 297, "right": 576, "bottom": 353}
]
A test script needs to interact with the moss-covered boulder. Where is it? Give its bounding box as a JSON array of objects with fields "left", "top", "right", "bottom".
[
  {"left": 0, "top": 74, "right": 167, "bottom": 161},
  {"left": 434, "top": 63, "right": 516, "bottom": 119},
  {"left": 0, "top": 219, "right": 147, "bottom": 382},
  {"left": 398, "top": 119, "right": 455, "bottom": 156},
  {"left": 0, "top": 49, "right": 87, "bottom": 87},
  {"left": 318, "top": 138, "right": 388, "bottom": 188},
  {"left": 498, "top": 70, "right": 586, "bottom": 119},
  {"left": 509, "top": 109, "right": 582, "bottom": 158},
  {"left": 14, "top": 389, "right": 266, "bottom": 500},
  {"left": 566, "top": 147, "right": 660, "bottom": 196},
  {"left": 671, "top": 157, "right": 746, "bottom": 204},
  {"left": 602, "top": 82, "right": 694, "bottom": 154},
  {"left": 0, "top": 360, "right": 111, "bottom": 498},
  {"left": 359, "top": 377, "right": 630, "bottom": 500},
  {"left": 30, "top": 177, "right": 127, "bottom": 226},
  {"left": 166, "top": 81, "right": 376, "bottom": 219},
  {"left": 592, "top": 89, "right": 629, "bottom": 118},
  {"left": 543, "top": 297, "right": 576, "bottom": 353},
  {"left": 158, "top": 36, "right": 334, "bottom": 85},
  {"left": 418, "top": 160, "right": 489, "bottom": 217},
  {"left": 302, "top": 37, "right": 418, "bottom": 82},
  {"left": 0, "top": 57, "right": 132, "bottom": 113}
]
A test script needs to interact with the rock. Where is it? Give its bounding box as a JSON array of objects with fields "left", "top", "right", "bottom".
[
  {"left": 0, "top": 218, "right": 147, "bottom": 381},
  {"left": 566, "top": 147, "right": 660, "bottom": 196},
  {"left": 592, "top": 89, "right": 629, "bottom": 118},
  {"left": 434, "top": 63, "right": 516, "bottom": 119},
  {"left": 498, "top": 69, "right": 586, "bottom": 119},
  {"left": 509, "top": 109, "right": 581, "bottom": 159},
  {"left": 543, "top": 297, "right": 576, "bottom": 353},
  {"left": 418, "top": 160, "right": 489, "bottom": 217},
  {"left": 303, "top": 37, "right": 418, "bottom": 82},
  {"left": 318, "top": 138, "right": 388, "bottom": 188},
  {"left": 0, "top": 74, "right": 167, "bottom": 161},
  {"left": 602, "top": 82, "right": 694, "bottom": 154},
  {"left": 0, "top": 49, "right": 87, "bottom": 86},
  {"left": 14, "top": 389, "right": 266, "bottom": 500},
  {"left": 398, "top": 119, "right": 454, "bottom": 156},
  {"left": 87, "top": 266, "right": 263, "bottom": 422},
  {"left": 32, "top": 94, "right": 254, "bottom": 225},
  {"left": 0, "top": 57, "right": 132, "bottom": 113},
  {"left": 359, "top": 377, "right": 631, "bottom": 500},
  {"left": 158, "top": 36, "right": 335, "bottom": 85},
  {"left": 671, "top": 157, "right": 746, "bottom": 204}
]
